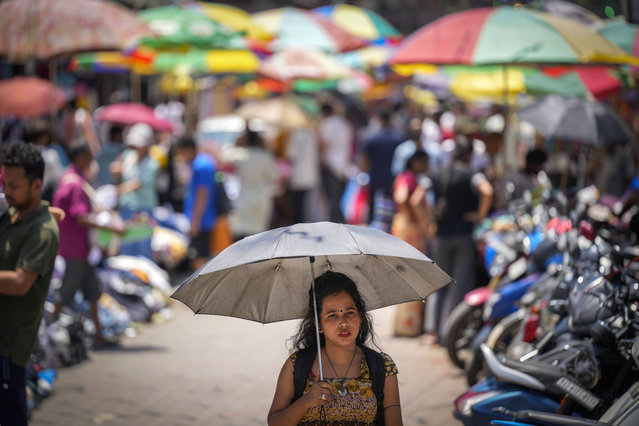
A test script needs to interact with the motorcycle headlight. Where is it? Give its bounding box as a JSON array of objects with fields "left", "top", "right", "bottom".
[{"left": 454, "top": 390, "right": 502, "bottom": 417}]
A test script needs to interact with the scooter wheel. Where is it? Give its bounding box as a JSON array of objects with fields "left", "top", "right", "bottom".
[{"left": 443, "top": 301, "right": 484, "bottom": 370}]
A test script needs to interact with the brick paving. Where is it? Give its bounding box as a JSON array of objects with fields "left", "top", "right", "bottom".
[{"left": 30, "top": 302, "right": 467, "bottom": 426}]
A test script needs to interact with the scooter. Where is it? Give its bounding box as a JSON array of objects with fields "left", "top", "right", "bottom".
[
  {"left": 490, "top": 339, "right": 639, "bottom": 426},
  {"left": 453, "top": 246, "right": 639, "bottom": 426}
]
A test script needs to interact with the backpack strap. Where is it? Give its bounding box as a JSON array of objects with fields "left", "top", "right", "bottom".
[
  {"left": 362, "top": 346, "right": 386, "bottom": 426},
  {"left": 293, "top": 347, "right": 316, "bottom": 402}
]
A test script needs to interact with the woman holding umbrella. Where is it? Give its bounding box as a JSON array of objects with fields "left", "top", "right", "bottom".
[{"left": 267, "top": 271, "right": 403, "bottom": 425}]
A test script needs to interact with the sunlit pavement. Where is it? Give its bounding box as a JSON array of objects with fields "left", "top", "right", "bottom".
[{"left": 30, "top": 301, "right": 466, "bottom": 425}]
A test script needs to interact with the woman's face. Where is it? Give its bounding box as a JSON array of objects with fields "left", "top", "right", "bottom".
[{"left": 319, "top": 290, "right": 361, "bottom": 347}]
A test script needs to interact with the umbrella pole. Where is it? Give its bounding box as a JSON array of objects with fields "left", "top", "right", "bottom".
[{"left": 309, "top": 256, "right": 324, "bottom": 381}]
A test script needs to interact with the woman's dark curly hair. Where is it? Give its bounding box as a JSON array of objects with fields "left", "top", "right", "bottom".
[
  {"left": 0, "top": 140, "right": 44, "bottom": 182},
  {"left": 289, "top": 271, "right": 375, "bottom": 352}
]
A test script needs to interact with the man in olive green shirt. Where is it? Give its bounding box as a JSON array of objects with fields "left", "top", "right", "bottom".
[{"left": 0, "top": 141, "right": 59, "bottom": 425}]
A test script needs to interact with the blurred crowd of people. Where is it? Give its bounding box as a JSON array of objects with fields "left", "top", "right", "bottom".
[{"left": 2, "top": 91, "right": 638, "bottom": 350}]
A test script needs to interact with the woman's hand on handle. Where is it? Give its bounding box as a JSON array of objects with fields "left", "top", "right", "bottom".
[{"left": 301, "top": 380, "right": 332, "bottom": 409}]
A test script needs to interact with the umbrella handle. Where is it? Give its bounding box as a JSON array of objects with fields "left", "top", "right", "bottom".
[{"left": 310, "top": 256, "right": 324, "bottom": 381}]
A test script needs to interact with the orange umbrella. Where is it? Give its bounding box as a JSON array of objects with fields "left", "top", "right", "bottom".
[{"left": 0, "top": 77, "right": 65, "bottom": 118}]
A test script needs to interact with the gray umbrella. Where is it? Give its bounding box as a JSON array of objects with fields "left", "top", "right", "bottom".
[
  {"left": 171, "top": 221, "right": 452, "bottom": 378},
  {"left": 518, "top": 95, "right": 634, "bottom": 146}
]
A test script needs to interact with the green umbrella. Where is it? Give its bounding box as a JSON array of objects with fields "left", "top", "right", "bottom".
[{"left": 138, "top": 5, "right": 245, "bottom": 50}]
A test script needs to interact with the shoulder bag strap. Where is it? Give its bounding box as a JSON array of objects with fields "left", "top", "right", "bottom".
[{"left": 293, "top": 347, "right": 315, "bottom": 402}]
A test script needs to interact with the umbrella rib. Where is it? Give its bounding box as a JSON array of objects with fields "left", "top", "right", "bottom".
[
  {"left": 342, "top": 225, "right": 365, "bottom": 255},
  {"left": 260, "top": 259, "right": 283, "bottom": 323}
]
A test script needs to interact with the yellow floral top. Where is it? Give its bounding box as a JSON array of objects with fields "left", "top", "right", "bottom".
[{"left": 290, "top": 350, "right": 398, "bottom": 426}]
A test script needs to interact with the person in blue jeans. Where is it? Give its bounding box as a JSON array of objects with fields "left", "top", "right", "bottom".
[{"left": 175, "top": 136, "right": 217, "bottom": 270}]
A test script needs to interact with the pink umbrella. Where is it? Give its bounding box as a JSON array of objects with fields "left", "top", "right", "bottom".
[
  {"left": 0, "top": 76, "right": 65, "bottom": 118},
  {"left": 96, "top": 103, "right": 173, "bottom": 132}
]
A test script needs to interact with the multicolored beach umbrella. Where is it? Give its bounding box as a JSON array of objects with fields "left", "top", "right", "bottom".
[
  {"left": 258, "top": 47, "right": 353, "bottom": 81},
  {"left": 184, "top": 2, "right": 273, "bottom": 42},
  {"left": 71, "top": 49, "right": 259, "bottom": 75},
  {"left": 413, "top": 65, "right": 622, "bottom": 103},
  {"left": 252, "top": 7, "right": 366, "bottom": 53},
  {"left": 339, "top": 45, "right": 395, "bottom": 70},
  {"left": 138, "top": 5, "right": 245, "bottom": 50},
  {"left": 391, "top": 6, "right": 636, "bottom": 70},
  {"left": 313, "top": 4, "right": 401, "bottom": 43}
]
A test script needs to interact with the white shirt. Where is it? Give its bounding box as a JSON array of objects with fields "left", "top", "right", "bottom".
[
  {"left": 286, "top": 128, "right": 320, "bottom": 190},
  {"left": 318, "top": 115, "right": 352, "bottom": 179}
]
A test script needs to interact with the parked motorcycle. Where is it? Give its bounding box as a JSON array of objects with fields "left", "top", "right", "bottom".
[{"left": 453, "top": 243, "right": 639, "bottom": 426}]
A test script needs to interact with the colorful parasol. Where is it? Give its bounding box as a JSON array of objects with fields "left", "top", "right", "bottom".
[
  {"left": 339, "top": 45, "right": 395, "bottom": 70},
  {"left": 413, "top": 65, "right": 622, "bottom": 103},
  {"left": 390, "top": 7, "right": 636, "bottom": 70},
  {"left": 138, "top": 5, "right": 245, "bottom": 50},
  {"left": 252, "top": 7, "right": 366, "bottom": 53},
  {"left": 0, "top": 0, "right": 153, "bottom": 61},
  {"left": 184, "top": 2, "right": 273, "bottom": 42},
  {"left": 0, "top": 77, "right": 66, "bottom": 118},
  {"left": 71, "top": 49, "right": 259, "bottom": 75},
  {"left": 153, "top": 50, "right": 259, "bottom": 74},
  {"left": 258, "top": 47, "right": 353, "bottom": 81},
  {"left": 313, "top": 4, "right": 401, "bottom": 43}
]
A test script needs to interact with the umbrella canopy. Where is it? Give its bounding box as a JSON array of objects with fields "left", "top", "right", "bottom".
[
  {"left": 72, "top": 48, "right": 259, "bottom": 75},
  {"left": 258, "top": 47, "right": 354, "bottom": 81},
  {"left": 138, "top": 5, "right": 245, "bottom": 50},
  {"left": 339, "top": 45, "right": 395, "bottom": 70},
  {"left": 234, "top": 97, "right": 312, "bottom": 128},
  {"left": 413, "top": 65, "right": 622, "bottom": 103},
  {"left": 95, "top": 103, "right": 173, "bottom": 132},
  {"left": 313, "top": 4, "right": 401, "bottom": 42},
  {"left": 390, "top": 7, "right": 634, "bottom": 69},
  {"left": 596, "top": 17, "right": 639, "bottom": 57},
  {"left": 252, "top": 7, "right": 366, "bottom": 53},
  {"left": 184, "top": 2, "right": 273, "bottom": 42},
  {"left": 518, "top": 95, "right": 634, "bottom": 145},
  {"left": 293, "top": 70, "right": 374, "bottom": 94},
  {"left": 171, "top": 221, "right": 452, "bottom": 323},
  {"left": 0, "top": 0, "right": 154, "bottom": 61},
  {"left": 0, "top": 77, "right": 66, "bottom": 118},
  {"left": 536, "top": 0, "right": 602, "bottom": 27},
  {"left": 152, "top": 49, "right": 259, "bottom": 74}
]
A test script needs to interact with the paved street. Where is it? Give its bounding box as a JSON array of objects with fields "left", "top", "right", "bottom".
[{"left": 30, "top": 301, "right": 466, "bottom": 426}]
